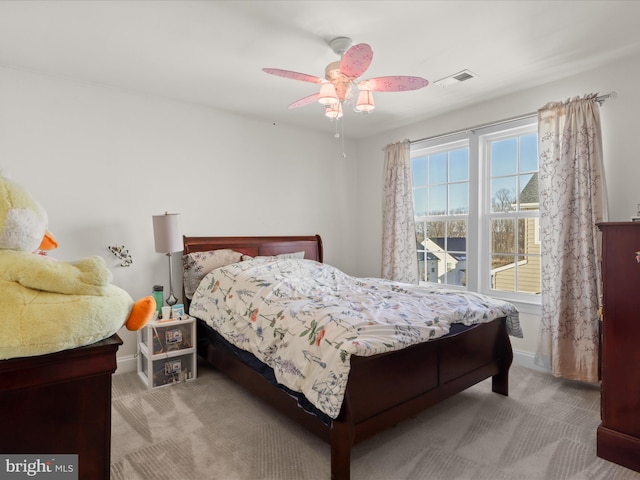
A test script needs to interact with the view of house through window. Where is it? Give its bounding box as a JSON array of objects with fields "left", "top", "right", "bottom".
[
  {"left": 411, "top": 120, "right": 540, "bottom": 302},
  {"left": 412, "top": 140, "right": 469, "bottom": 287}
]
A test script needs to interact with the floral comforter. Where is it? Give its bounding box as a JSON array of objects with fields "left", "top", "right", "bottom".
[{"left": 189, "top": 258, "right": 521, "bottom": 419}]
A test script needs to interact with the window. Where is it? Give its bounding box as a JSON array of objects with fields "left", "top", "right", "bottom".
[
  {"left": 411, "top": 119, "right": 540, "bottom": 305},
  {"left": 412, "top": 140, "right": 469, "bottom": 287}
]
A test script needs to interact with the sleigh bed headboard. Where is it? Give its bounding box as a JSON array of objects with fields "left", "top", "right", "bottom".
[
  {"left": 181, "top": 234, "right": 323, "bottom": 310},
  {"left": 182, "top": 234, "right": 323, "bottom": 261}
]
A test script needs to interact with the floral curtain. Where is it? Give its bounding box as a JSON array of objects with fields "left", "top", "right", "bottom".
[
  {"left": 534, "top": 94, "right": 607, "bottom": 383},
  {"left": 381, "top": 140, "right": 418, "bottom": 284}
]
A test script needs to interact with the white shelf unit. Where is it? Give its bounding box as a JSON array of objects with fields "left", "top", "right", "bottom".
[{"left": 137, "top": 316, "right": 197, "bottom": 389}]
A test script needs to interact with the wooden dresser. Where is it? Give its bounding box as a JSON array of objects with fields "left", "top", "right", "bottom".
[
  {"left": 0, "top": 334, "right": 122, "bottom": 480},
  {"left": 597, "top": 222, "right": 640, "bottom": 472}
]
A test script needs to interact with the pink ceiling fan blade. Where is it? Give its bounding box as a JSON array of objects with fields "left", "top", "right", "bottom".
[
  {"left": 263, "top": 68, "right": 324, "bottom": 84},
  {"left": 340, "top": 43, "right": 373, "bottom": 79},
  {"left": 288, "top": 93, "right": 320, "bottom": 109},
  {"left": 358, "top": 76, "right": 429, "bottom": 92}
]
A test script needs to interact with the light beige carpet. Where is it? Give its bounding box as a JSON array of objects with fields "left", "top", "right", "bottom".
[{"left": 111, "top": 361, "right": 640, "bottom": 480}]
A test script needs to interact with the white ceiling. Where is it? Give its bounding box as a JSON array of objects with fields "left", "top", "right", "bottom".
[{"left": 1, "top": 1, "right": 640, "bottom": 139}]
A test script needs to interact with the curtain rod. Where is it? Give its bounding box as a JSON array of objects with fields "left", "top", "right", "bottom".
[{"left": 409, "top": 91, "right": 617, "bottom": 145}]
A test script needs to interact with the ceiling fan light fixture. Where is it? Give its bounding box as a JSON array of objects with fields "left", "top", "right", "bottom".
[
  {"left": 263, "top": 37, "right": 429, "bottom": 127},
  {"left": 355, "top": 90, "right": 375, "bottom": 112},
  {"left": 325, "top": 102, "right": 343, "bottom": 119},
  {"left": 318, "top": 82, "right": 339, "bottom": 105}
]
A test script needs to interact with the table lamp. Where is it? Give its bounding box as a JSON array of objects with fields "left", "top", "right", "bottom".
[{"left": 152, "top": 212, "right": 182, "bottom": 306}]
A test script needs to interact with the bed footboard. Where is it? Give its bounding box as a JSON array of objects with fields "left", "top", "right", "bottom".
[{"left": 329, "top": 318, "right": 512, "bottom": 480}]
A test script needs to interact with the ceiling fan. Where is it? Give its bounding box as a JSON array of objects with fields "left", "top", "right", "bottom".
[{"left": 263, "top": 37, "right": 429, "bottom": 120}]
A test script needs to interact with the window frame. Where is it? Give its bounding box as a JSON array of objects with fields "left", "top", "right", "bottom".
[{"left": 411, "top": 117, "right": 541, "bottom": 313}]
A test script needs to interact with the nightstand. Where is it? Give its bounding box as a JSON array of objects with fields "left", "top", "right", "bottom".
[{"left": 137, "top": 316, "right": 197, "bottom": 388}]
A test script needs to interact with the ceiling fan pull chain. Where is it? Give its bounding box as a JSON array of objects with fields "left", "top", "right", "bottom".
[{"left": 336, "top": 117, "right": 346, "bottom": 159}]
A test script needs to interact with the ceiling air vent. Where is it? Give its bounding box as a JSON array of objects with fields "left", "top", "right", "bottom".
[{"left": 433, "top": 69, "right": 478, "bottom": 87}]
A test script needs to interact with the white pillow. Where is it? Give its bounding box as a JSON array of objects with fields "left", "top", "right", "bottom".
[
  {"left": 182, "top": 249, "right": 243, "bottom": 299},
  {"left": 241, "top": 251, "right": 305, "bottom": 261}
]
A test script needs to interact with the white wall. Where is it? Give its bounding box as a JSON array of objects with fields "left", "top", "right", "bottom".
[
  {"left": 0, "top": 66, "right": 359, "bottom": 369},
  {"left": 354, "top": 51, "right": 640, "bottom": 366}
]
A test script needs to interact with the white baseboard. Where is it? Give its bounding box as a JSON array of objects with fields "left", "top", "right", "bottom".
[
  {"left": 115, "top": 354, "right": 138, "bottom": 374},
  {"left": 513, "top": 348, "right": 548, "bottom": 373}
]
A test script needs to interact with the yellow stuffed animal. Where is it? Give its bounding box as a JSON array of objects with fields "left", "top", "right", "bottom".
[{"left": 0, "top": 176, "right": 154, "bottom": 360}]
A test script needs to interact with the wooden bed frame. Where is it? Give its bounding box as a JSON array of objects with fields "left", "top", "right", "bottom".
[{"left": 183, "top": 235, "right": 513, "bottom": 480}]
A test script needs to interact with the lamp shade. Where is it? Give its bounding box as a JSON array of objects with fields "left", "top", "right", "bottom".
[
  {"left": 152, "top": 213, "right": 183, "bottom": 253},
  {"left": 355, "top": 90, "right": 375, "bottom": 112},
  {"left": 325, "top": 102, "right": 343, "bottom": 119},
  {"left": 318, "top": 82, "right": 339, "bottom": 106}
]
